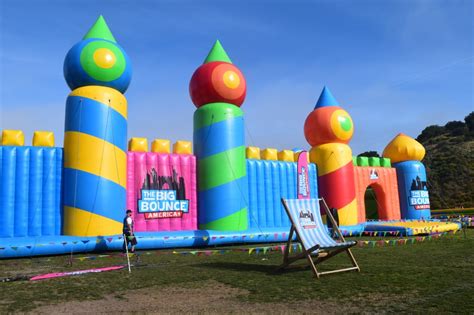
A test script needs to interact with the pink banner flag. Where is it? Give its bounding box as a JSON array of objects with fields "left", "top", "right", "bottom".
[
  {"left": 297, "top": 151, "right": 310, "bottom": 199},
  {"left": 30, "top": 265, "right": 125, "bottom": 281}
]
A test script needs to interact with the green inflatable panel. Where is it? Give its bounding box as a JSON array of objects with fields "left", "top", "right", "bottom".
[
  {"left": 357, "top": 156, "right": 369, "bottom": 167},
  {"left": 368, "top": 157, "right": 381, "bottom": 167},
  {"left": 380, "top": 157, "right": 392, "bottom": 168}
]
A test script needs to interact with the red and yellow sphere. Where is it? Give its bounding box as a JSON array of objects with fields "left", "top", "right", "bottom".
[
  {"left": 304, "top": 106, "right": 354, "bottom": 146},
  {"left": 189, "top": 61, "right": 246, "bottom": 108}
]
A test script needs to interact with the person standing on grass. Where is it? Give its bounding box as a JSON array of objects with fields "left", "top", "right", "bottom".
[{"left": 123, "top": 209, "right": 137, "bottom": 253}]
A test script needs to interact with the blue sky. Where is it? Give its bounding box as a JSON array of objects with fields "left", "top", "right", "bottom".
[{"left": 1, "top": 0, "right": 472, "bottom": 155}]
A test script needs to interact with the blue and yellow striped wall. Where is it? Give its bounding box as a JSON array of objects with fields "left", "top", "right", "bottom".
[{"left": 63, "top": 86, "right": 127, "bottom": 236}]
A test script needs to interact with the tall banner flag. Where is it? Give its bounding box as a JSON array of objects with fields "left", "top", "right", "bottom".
[{"left": 297, "top": 151, "right": 310, "bottom": 199}]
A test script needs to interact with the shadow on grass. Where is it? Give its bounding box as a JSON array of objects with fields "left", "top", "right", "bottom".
[{"left": 194, "top": 261, "right": 312, "bottom": 275}]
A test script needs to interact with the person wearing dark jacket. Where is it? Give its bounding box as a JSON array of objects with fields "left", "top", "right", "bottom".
[{"left": 123, "top": 209, "right": 137, "bottom": 253}]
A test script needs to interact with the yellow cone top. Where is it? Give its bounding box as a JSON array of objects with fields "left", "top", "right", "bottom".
[{"left": 382, "top": 133, "right": 425, "bottom": 163}]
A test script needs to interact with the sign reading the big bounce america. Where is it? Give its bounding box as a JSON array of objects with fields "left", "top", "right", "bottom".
[
  {"left": 136, "top": 165, "right": 192, "bottom": 220},
  {"left": 138, "top": 190, "right": 189, "bottom": 219},
  {"left": 409, "top": 190, "right": 430, "bottom": 210},
  {"left": 126, "top": 152, "right": 197, "bottom": 231},
  {"left": 409, "top": 175, "right": 430, "bottom": 210}
]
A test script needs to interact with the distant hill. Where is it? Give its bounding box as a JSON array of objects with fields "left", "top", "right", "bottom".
[
  {"left": 416, "top": 112, "right": 474, "bottom": 209},
  {"left": 357, "top": 112, "right": 473, "bottom": 209}
]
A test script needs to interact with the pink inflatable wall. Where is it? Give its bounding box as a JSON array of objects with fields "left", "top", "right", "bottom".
[{"left": 126, "top": 152, "right": 198, "bottom": 232}]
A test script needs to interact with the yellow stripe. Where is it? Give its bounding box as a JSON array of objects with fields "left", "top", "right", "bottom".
[
  {"left": 309, "top": 143, "right": 353, "bottom": 176},
  {"left": 378, "top": 221, "right": 459, "bottom": 234},
  {"left": 64, "top": 131, "right": 126, "bottom": 188},
  {"left": 337, "top": 199, "right": 358, "bottom": 226},
  {"left": 64, "top": 206, "right": 122, "bottom": 236},
  {"left": 69, "top": 86, "right": 127, "bottom": 119}
]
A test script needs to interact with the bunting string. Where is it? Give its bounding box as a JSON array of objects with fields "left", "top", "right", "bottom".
[
  {"left": 0, "top": 228, "right": 462, "bottom": 255},
  {"left": 49, "top": 230, "right": 457, "bottom": 262}
]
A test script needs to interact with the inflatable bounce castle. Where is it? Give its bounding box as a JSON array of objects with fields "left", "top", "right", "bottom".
[{"left": 0, "top": 17, "right": 459, "bottom": 258}]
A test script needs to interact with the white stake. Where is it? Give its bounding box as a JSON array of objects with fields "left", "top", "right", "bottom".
[{"left": 124, "top": 234, "right": 131, "bottom": 273}]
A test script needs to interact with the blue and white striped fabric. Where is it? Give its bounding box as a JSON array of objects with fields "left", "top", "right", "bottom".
[{"left": 284, "top": 199, "right": 355, "bottom": 252}]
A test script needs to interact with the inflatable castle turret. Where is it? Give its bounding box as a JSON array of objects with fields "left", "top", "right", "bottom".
[
  {"left": 383, "top": 134, "right": 431, "bottom": 219},
  {"left": 62, "top": 16, "right": 132, "bottom": 236},
  {"left": 304, "top": 87, "right": 357, "bottom": 225},
  {"left": 189, "top": 41, "right": 248, "bottom": 230}
]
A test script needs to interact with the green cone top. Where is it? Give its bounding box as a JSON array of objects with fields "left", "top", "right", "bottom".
[
  {"left": 83, "top": 15, "right": 117, "bottom": 43},
  {"left": 204, "top": 40, "right": 232, "bottom": 64}
]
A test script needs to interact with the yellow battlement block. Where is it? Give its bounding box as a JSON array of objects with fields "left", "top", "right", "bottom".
[
  {"left": 128, "top": 137, "right": 148, "bottom": 152},
  {"left": 262, "top": 148, "right": 278, "bottom": 161},
  {"left": 2, "top": 130, "right": 24, "bottom": 146},
  {"left": 294, "top": 151, "right": 310, "bottom": 163},
  {"left": 33, "top": 131, "right": 55, "bottom": 147},
  {"left": 151, "top": 139, "right": 171, "bottom": 154},
  {"left": 278, "top": 150, "right": 294, "bottom": 162},
  {"left": 293, "top": 152, "right": 300, "bottom": 162},
  {"left": 173, "top": 140, "right": 192, "bottom": 154},
  {"left": 246, "top": 146, "right": 261, "bottom": 159}
]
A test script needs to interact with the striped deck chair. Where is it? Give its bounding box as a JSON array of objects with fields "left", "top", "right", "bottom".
[{"left": 278, "top": 198, "right": 360, "bottom": 278}]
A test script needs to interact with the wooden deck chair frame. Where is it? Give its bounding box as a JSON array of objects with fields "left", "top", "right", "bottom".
[{"left": 277, "top": 198, "right": 360, "bottom": 278}]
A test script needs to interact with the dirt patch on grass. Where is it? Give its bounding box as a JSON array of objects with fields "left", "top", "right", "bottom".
[{"left": 31, "top": 280, "right": 365, "bottom": 314}]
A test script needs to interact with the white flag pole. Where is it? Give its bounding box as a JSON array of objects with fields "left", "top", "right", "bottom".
[{"left": 124, "top": 234, "right": 131, "bottom": 273}]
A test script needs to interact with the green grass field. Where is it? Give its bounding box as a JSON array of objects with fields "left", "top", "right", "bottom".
[
  {"left": 1, "top": 230, "right": 473, "bottom": 313},
  {"left": 431, "top": 208, "right": 474, "bottom": 216}
]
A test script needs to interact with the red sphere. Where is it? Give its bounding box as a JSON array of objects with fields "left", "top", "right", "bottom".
[
  {"left": 305, "top": 108, "right": 334, "bottom": 146},
  {"left": 189, "top": 61, "right": 246, "bottom": 108}
]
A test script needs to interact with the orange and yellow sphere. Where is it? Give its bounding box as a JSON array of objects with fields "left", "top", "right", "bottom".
[{"left": 304, "top": 106, "right": 354, "bottom": 146}]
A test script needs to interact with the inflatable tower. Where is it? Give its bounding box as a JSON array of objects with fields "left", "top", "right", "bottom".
[
  {"left": 304, "top": 87, "right": 358, "bottom": 225},
  {"left": 383, "top": 133, "right": 431, "bottom": 219},
  {"left": 190, "top": 41, "right": 248, "bottom": 230},
  {"left": 62, "top": 16, "right": 132, "bottom": 236}
]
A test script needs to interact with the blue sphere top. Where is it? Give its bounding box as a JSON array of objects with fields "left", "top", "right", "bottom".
[{"left": 63, "top": 38, "right": 132, "bottom": 93}]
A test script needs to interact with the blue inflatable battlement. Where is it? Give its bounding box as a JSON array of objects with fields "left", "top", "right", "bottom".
[
  {"left": 247, "top": 159, "right": 318, "bottom": 229},
  {"left": 0, "top": 146, "right": 63, "bottom": 238}
]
